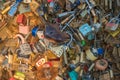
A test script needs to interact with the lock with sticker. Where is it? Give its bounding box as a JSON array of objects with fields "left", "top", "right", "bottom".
[
  {"left": 85, "top": 48, "right": 98, "bottom": 61},
  {"left": 106, "top": 15, "right": 120, "bottom": 31},
  {"left": 79, "top": 23, "right": 92, "bottom": 36},
  {"left": 34, "top": 55, "right": 47, "bottom": 70},
  {"left": 14, "top": 34, "right": 32, "bottom": 58}
]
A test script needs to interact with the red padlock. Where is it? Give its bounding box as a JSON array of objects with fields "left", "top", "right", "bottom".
[{"left": 16, "top": 14, "right": 27, "bottom": 26}]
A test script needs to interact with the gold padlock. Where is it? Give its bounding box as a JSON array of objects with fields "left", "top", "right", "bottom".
[
  {"left": 86, "top": 49, "right": 98, "bottom": 61},
  {"left": 109, "top": 28, "right": 120, "bottom": 37}
]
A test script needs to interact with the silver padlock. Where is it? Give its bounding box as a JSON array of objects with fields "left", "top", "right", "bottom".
[
  {"left": 49, "top": 45, "right": 64, "bottom": 57},
  {"left": 14, "top": 34, "right": 32, "bottom": 57}
]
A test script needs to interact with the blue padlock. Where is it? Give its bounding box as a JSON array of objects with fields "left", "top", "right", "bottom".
[
  {"left": 97, "top": 48, "right": 104, "bottom": 55},
  {"left": 31, "top": 26, "right": 39, "bottom": 37},
  {"left": 79, "top": 23, "right": 92, "bottom": 36},
  {"left": 68, "top": 70, "right": 78, "bottom": 80},
  {"left": 8, "top": 2, "right": 19, "bottom": 16}
]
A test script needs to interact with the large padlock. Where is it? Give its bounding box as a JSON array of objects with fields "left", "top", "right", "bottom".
[
  {"left": 14, "top": 34, "right": 32, "bottom": 58},
  {"left": 17, "top": 14, "right": 30, "bottom": 35}
]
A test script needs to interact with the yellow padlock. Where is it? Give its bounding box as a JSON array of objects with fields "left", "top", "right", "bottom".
[
  {"left": 86, "top": 49, "right": 98, "bottom": 61},
  {"left": 110, "top": 28, "right": 120, "bottom": 37}
]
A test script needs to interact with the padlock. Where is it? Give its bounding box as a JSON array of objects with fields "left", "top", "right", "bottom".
[
  {"left": 17, "top": 14, "right": 30, "bottom": 35},
  {"left": 14, "top": 34, "right": 32, "bottom": 58},
  {"left": 109, "top": 28, "right": 120, "bottom": 37},
  {"left": 8, "top": 2, "right": 20, "bottom": 17},
  {"left": 99, "top": 71, "right": 111, "bottom": 80},
  {"left": 16, "top": 14, "right": 27, "bottom": 26},
  {"left": 85, "top": 48, "right": 98, "bottom": 61},
  {"left": 14, "top": 71, "right": 25, "bottom": 80},
  {"left": 18, "top": 4, "right": 31, "bottom": 14},
  {"left": 18, "top": 64, "right": 29, "bottom": 73},
  {"left": 29, "top": 0, "right": 39, "bottom": 16},
  {"left": 34, "top": 40, "right": 46, "bottom": 53},
  {"left": 68, "top": 70, "right": 78, "bottom": 80},
  {"left": 44, "top": 50, "right": 62, "bottom": 68},
  {"left": 49, "top": 45, "right": 64, "bottom": 57},
  {"left": 95, "top": 59, "right": 108, "bottom": 70},
  {"left": 33, "top": 55, "right": 47, "bottom": 70},
  {"left": 79, "top": 23, "right": 93, "bottom": 36},
  {"left": 80, "top": 9, "right": 88, "bottom": 18},
  {"left": 1, "top": 6, "right": 11, "bottom": 15}
]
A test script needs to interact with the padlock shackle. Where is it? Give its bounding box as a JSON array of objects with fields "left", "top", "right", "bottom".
[
  {"left": 66, "top": 31, "right": 73, "bottom": 47},
  {"left": 14, "top": 34, "right": 26, "bottom": 44}
]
